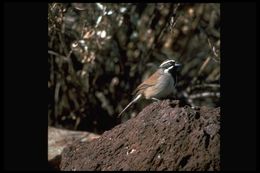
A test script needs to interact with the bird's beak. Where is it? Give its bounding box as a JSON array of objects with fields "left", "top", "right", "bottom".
[{"left": 175, "top": 63, "right": 181, "bottom": 68}]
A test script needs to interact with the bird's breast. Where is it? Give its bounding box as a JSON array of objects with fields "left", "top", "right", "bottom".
[
  {"left": 144, "top": 73, "right": 175, "bottom": 99},
  {"left": 157, "top": 73, "right": 175, "bottom": 97}
]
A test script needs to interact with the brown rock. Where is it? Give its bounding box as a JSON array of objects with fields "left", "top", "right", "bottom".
[
  {"left": 60, "top": 100, "right": 220, "bottom": 171},
  {"left": 48, "top": 126, "right": 100, "bottom": 169}
]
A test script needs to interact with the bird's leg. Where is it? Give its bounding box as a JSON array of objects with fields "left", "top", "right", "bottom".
[{"left": 151, "top": 97, "right": 160, "bottom": 102}]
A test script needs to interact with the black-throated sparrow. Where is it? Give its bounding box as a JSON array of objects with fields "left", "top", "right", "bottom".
[{"left": 118, "top": 59, "right": 181, "bottom": 117}]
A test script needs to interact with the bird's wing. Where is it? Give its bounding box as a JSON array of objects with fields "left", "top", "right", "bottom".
[{"left": 132, "top": 70, "right": 160, "bottom": 95}]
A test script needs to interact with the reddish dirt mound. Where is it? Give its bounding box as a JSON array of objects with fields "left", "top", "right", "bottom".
[{"left": 60, "top": 100, "right": 220, "bottom": 171}]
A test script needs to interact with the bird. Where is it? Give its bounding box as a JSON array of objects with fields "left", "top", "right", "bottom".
[{"left": 118, "top": 59, "right": 181, "bottom": 117}]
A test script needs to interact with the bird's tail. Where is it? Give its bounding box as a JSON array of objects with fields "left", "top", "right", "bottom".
[{"left": 118, "top": 94, "right": 142, "bottom": 117}]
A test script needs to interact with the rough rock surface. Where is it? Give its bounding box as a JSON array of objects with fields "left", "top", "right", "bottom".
[
  {"left": 48, "top": 126, "right": 100, "bottom": 169},
  {"left": 60, "top": 100, "right": 220, "bottom": 171}
]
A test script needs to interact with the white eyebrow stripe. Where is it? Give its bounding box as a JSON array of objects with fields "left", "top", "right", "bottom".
[{"left": 160, "top": 60, "right": 175, "bottom": 67}]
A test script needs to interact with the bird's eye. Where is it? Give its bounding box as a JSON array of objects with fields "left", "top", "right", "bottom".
[{"left": 168, "top": 62, "right": 174, "bottom": 66}]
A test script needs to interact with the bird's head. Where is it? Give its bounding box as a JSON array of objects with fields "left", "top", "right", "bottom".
[{"left": 159, "top": 59, "right": 181, "bottom": 73}]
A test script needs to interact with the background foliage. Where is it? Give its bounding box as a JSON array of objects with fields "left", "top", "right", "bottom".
[{"left": 48, "top": 3, "right": 220, "bottom": 134}]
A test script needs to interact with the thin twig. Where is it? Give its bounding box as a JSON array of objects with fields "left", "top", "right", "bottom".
[
  {"left": 169, "top": 3, "right": 180, "bottom": 32},
  {"left": 197, "top": 56, "right": 211, "bottom": 76},
  {"left": 143, "top": 3, "right": 180, "bottom": 63},
  {"left": 54, "top": 82, "right": 61, "bottom": 118},
  {"left": 50, "top": 3, "right": 57, "bottom": 11},
  {"left": 189, "top": 92, "right": 220, "bottom": 99},
  {"left": 207, "top": 38, "right": 220, "bottom": 62},
  {"left": 58, "top": 32, "right": 69, "bottom": 55},
  {"left": 48, "top": 50, "right": 68, "bottom": 61},
  {"left": 186, "top": 83, "right": 220, "bottom": 93}
]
